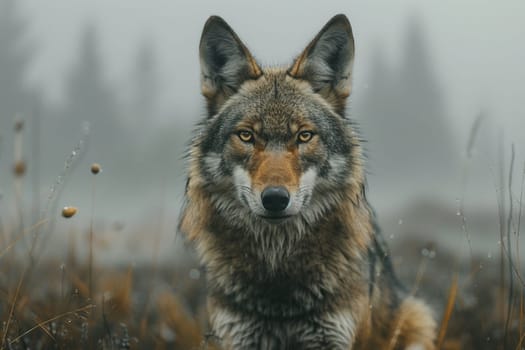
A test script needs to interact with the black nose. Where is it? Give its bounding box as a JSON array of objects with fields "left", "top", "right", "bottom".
[{"left": 261, "top": 186, "right": 290, "bottom": 212}]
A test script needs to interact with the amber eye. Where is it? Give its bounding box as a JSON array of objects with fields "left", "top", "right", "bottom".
[
  {"left": 297, "top": 131, "right": 314, "bottom": 143},
  {"left": 238, "top": 130, "right": 254, "bottom": 143}
]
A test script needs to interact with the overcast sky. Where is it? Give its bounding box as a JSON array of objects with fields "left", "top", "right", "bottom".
[{"left": 19, "top": 0, "right": 525, "bottom": 144}]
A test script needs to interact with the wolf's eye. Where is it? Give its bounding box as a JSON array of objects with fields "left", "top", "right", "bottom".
[
  {"left": 238, "top": 130, "right": 254, "bottom": 143},
  {"left": 297, "top": 131, "right": 314, "bottom": 143}
]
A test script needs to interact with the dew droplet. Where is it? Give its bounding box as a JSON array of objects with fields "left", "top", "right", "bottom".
[
  {"left": 82, "top": 121, "right": 91, "bottom": 133},
  {"left": 189, "top": 268, "right": 201, "bottom": 280}
]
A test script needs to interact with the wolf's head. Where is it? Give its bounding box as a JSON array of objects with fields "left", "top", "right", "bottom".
[{"left": 186, "top": 14, "right": 365, "bottom": 230}]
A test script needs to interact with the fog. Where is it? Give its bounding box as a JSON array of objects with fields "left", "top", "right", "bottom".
[{"left": 1, "top": 0, "right": 524, "bottom": 262}]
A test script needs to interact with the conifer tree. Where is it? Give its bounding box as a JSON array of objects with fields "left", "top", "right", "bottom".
[
  {"left": 62, "top": 22, "right": 120, "bottom": 162},
  {"left": 357, "top": 16, "right": 457, "bottom": 189},
  {"left": 0, "top": 0, "right": 34, "bottom": 125},
  {"left": 129, "top": 39, "right": 159, "bottom": 129}
]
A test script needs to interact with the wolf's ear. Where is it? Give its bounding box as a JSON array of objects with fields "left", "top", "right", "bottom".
[
  {"left": 199, "top": 16, "right": 262, "bottom": 117},
  {"left": 288, "top": 14, "right": 355, "bottom": 115}
]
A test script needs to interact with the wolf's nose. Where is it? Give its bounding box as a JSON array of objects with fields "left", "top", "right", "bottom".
[{"left": 261, "top": 186, "right": 290, "bottom": 212}]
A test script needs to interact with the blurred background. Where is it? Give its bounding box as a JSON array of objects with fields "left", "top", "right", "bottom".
[
  {"left": 0, "top": 0, "right": 524, "bottom": 265},
  {"left": 1, "top": 1, "right": 525, "bottom": 348}
]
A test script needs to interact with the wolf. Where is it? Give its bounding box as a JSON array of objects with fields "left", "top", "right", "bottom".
[{"left": 179, "top": 14, "right": 436, "bottom": 350}]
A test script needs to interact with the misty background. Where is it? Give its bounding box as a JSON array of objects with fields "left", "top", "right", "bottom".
[{"left": 0, "top": 0, "right": 524, "bottom": 263}]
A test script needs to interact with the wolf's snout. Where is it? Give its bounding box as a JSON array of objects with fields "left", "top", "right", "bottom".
[{"left": 261, "top": 186, "right": 290, "bottom": 212}]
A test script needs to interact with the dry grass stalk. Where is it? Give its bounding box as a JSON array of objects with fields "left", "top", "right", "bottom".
[
  {"left": 8, "top": 304, "right": 95, "bottom": 346},
  {"left": 437, "top": 274, "right": 459, "bottom": 349}
]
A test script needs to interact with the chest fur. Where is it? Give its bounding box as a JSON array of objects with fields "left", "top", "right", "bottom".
[{"left": 200, "top": 221, "right": 369, "bottom": 319}]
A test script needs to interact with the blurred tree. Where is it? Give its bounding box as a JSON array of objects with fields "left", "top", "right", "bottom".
[
  {"left": 0, "top": 0, "right": 35, "bottom": 127},
  {"left": 61, "top": 22, "right": 121, "bottom": 163},
  {"left": 129, "top": 39, "right": 159, "bottom": 130},
  {"left": 357, "top": 45, "right": 396, "bottom": 172},
  {"left": 357, "top": 16, "right": 458, "bottom": 191},
  {"left": 0, "top": 0, "right": 49, "bottom": 229},
  {"left": 397, "top": 16, "right": 457, "bottom": 175}
]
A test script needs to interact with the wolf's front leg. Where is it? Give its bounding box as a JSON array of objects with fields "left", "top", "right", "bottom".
[
  {"left": 211, "top": 308, "right": 356, "bottom": 350},
  {"left": 289, "top": 311, "right": 357, "bottom": 350}
]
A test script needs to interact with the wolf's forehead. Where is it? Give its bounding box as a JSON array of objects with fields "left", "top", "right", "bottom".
[
  {"left": 234, "top": 73, "right": 318, "bottom": 127},
  {"left": 236, "top": 101, "right": 309, "bottom": 134}
]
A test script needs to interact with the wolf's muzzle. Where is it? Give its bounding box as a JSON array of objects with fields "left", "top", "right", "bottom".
[{"left": 261, "top": 186, "right": 290, "bottom": 212}]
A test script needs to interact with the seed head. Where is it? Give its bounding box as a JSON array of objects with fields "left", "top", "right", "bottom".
[
  {"left": 13, "top": 160, "right": 26, "bottom": 177},
  {"left": 91, "top": 163, "right": 101, "bottom": 175},
  {"left": 62, "top": 206, "right": 78, "bottom": 218},
  {"left": 14, "top": 119, "right": 24, "bottom": 132}
]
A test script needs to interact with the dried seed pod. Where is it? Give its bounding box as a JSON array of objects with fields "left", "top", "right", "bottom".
[
  {"left": 14, "top": 119, "right": 24, "bottom": 132},
  {"left": 91, "top": 163, "right": 101, "bottom": 174},
  {"left": 62, "top": 206, "right": 78, "bottom": 218},
  {"left": 13, "top": 160, "right": 26, "bottom": 177}
]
